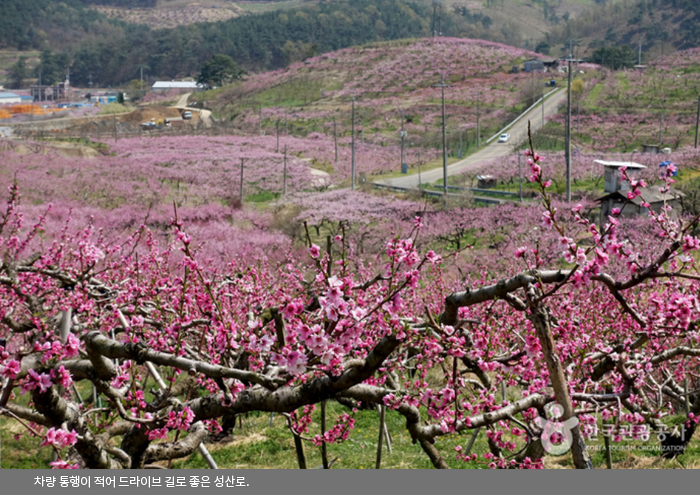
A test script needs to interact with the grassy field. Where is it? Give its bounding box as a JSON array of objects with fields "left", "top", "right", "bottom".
[{"left": 5, "top": 392, "right": 700, "bottom": 470}]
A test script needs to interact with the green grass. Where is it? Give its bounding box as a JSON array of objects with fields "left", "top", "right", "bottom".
[
  {"left": 172, "top": 401, "right": 487, "bottom": 470},
  {"left": 246, "top": 191, "right": 281, "bottom": 203},
  {"left": 36, "top": 137, "right": 108, "bottom": 150},
  {"left": 586, "top": 82, "right": 604, "bottom": 109},
  {"left": 3, "top": 380, "right": 700, "bottom": 469},
  {"left": 97, "top": 103, "right": 129, "bottom": 115}
]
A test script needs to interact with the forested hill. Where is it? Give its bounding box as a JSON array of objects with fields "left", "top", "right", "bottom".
[
  {"left": 7, "top": 0, "right": 700, "bottom": 88},
  {"left": 68, "top": 0, "right": 430, "bottom": 86},
  {"left": 0, "top": 0, "right": 113, "bottom": 50},
  {"left": 662, "top": 0, "right": 700, "bottom": 46}
]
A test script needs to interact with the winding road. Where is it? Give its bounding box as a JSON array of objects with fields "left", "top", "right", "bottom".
[
  {"left": 375, "top": 88, "right": 567, "bottom": 189},
  {"left": 174, "top": 92, "right": 213, "bottom": 128}
]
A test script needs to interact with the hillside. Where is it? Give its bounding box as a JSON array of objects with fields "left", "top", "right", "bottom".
[
  {"left": 207, "top": 37, "right": 545, "bottom": 179},
  {"left": 4, "top": 0, "right": 700, "bottom": 88},
  {"left": 88, "top": 0, "right": 244, "bottom": 29},
  {"left": 529, "top": 46, "right": 700, "bottom": 155}
]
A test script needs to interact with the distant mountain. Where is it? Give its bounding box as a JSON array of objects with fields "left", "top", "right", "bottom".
[{"left": 3, "top": 0, "right": 700, "bottom": 88}]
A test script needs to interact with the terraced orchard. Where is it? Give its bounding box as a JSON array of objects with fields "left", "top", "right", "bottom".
[
  {"left": 212, "top": 37, "right": 551, "bottom": 178},
  {"left": 536, "top": 47, "right": 700, "bottom": 153}
]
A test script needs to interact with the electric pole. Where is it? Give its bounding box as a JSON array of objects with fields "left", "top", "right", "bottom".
[
  {"left": 351, "top": 95, "right": 356, "bottom": 190},
  {"left": 276, "top": 120, "right": 280, "bottom": 153},
  {"left": 477, "top": 91, "right": 481, "bottom": 148},
  {"left": 418, "top": 150, "right": 422, "bottom": 193},
  {"left": 566, "top": 44, "right": 573, "bottom": 203},
  {"left": 400, "top": 107, "right": 407, "bottom": 172},
  {"left": 638, "top": 39, "right": 642, "bottom": 66},
  {"left": 283, "top": 145, "right": 288, "bottom": 197},
  {"left": 542, "top": 90, "right": 545, "bottom": 128},
  {"left": 458, "top": 130, "right": 462, "bottom": 159},
  {"left": 240, "top": 158, "right": 244, "bottom": 204},
  {"left": 518, "top": 150, "right": 523, "bottom": 203},
  {"left": 433, "top": 74, "right": 452, "bottom": 201},
  {"left": 659, "top": 111, "right": 663, "bottom": 147},
  {"left": 695, "top": 96, "right": 700, "bottom": 149},
  {"left": 333, "top": 118, "right": 338, "bottom": 162}
]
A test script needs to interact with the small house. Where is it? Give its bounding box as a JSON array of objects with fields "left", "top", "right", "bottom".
[
  {"left": 595, "top": 160, "right": 684, "bottom": 223},
  {"left": 598, "top": 187, "right": 685, "bottom": 223},
  {"left": 524, "top": 59, "right": 545, "bottom": 73},
  {"left": 0, "top": 92, "right": 22, "bottom": 104},
  {"left": 595, "top": 160, "right": 646, "bottom": 194}
]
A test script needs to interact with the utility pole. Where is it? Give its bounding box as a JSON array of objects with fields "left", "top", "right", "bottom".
[
  {"left": 518, "top": 150, "right": 523, "bottom": 203},
  {"left": 400, "top": 107, "right": 407, "bottom": 172},
  {"left": 333, "top": 118, "right": 338, "bottom": 162},
  {"left": 276, "top": 120, "right": 280, "bottom": 153},
  {"left": 638, "top": 39, "right": 642, "bottom": 66},
  {"left": 477, "top": 91, "right": 481, "bottom": 148},
  {"left": 113, "top": 115, "right": 118, "bottom": 143},
  {"left": 659, "top": 111, "right": 663, "bottom": 147},
  {"left": 433, "top": 74, "right": 452, "bottom": 201},
  {"left": 351, "top": 95, "right": 356, "bottom": 190},
  {"left": 695, "top": 96, "right": 700, "bottom": 149},
  {"left": 283, "top": 145, "right": 288, "bottom": 197},
  {"left": 565, "top": 46, "right": 573, "bottom": 203},
  {"left": 418, "top": 151, "right": 422, "bottom": 193},
  {"left": 458, "top": 130, "right": 463, "bottom": 159},
  {"left": 259, "top": 106, "right": 262, "bottom": 135},
  {"left": 140, "top": 66, "right": 144, "bottom": 91},
  {"left": 542, "top": 90, "right": 545, "bottom": 128},
  {"left": 577, "top": 101, "right": 580, "bottom": 135},
  {"left": 240, "top": 158, "right": 244, "bottom": 204},
  {"left": 285, "top": 112, "right": 288, "bottom": 135}
]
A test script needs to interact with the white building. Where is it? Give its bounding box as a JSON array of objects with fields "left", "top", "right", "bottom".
[
  {"left": 0, "top": 92, "right": 22, "bottom": 104},
  {"left": 152, "top": 81, "right": 201, "bottom": 93}
]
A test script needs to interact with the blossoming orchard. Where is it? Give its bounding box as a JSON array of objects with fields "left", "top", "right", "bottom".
[{"left": 1, "top": 120, "right": 699, "bottom": 471}]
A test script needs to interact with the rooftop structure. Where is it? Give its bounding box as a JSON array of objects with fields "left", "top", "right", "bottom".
[
  {"left": 593, "top": 160, "right": 646, "bottom": 194},
  {"left": 152, "top": 81, "right": 201, "bottom": 92}
]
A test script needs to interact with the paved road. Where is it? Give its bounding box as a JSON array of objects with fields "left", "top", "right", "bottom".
[
  {"left": 173, "top": 92, "right": 213, "bottom": 128},
  {"left": 375, "top": 88, "right": 567, "bottom": 189}
]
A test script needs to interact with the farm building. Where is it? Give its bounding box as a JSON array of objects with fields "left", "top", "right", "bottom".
[
  {"left": 30, "top": 81, "right": 70, "bottom": 102},
  {"left": 90, "top": 92, "right": 118, "bottom": 104},
  {"left": 0, "top": 92, "right": 22, "bottom": 104},
  {"left": 524, "top": 57, "right": 557, "bottom": 73},
  {"left": 595, "top": 160, "right": 685, "bottom": 223},
  {"left": 152, "top": 81, "right": 201, "bottom": 93},
  {"left": 598, "top": 187, "right": 685, "bottom": 223}
]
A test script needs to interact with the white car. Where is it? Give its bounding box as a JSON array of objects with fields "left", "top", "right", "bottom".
[{"left": 498, "top": 133, "right": 511, "bottom": 143}]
